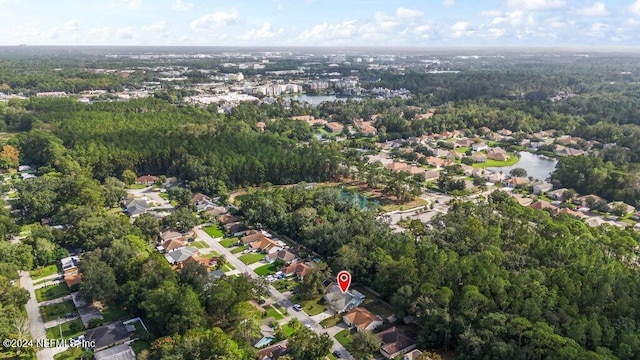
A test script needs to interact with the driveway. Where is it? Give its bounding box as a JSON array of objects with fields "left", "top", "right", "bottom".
[
  {"left": 127, "top": 187, "right": 173, "bottom": 209},
  {"left": 195, "top": 227, "right": 355, "bottom": 360},
  {"left": 19, "top": 271, "right": 53, "bottom": 360}
]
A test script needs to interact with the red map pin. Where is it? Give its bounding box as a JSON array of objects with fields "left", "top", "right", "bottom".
[{"left": 337, "top": 271, "right": 352, "bottom": 293}]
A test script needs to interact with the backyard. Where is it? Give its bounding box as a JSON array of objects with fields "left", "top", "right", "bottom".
[
  {"left": 36, "top": 283, "right": 71, "bottom": 302},
  {"left": 204, "top": 225, "right": 224, "bottom": 238},
  {"left": 238, "top": 253, "right": 265, "bottom": 265},
  {"left": 46, "top": 319, "right": 85, "bottom": 340},
  {"left": 40, "top": 300, "right": 76, "bottom": 323}
]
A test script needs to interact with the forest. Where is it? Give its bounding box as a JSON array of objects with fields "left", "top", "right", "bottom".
[{"left": 241, "top": 186, "right": 640, "bottom": 360}]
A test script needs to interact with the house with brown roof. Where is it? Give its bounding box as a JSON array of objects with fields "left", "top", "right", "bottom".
[
  {"left": 486, "top": 148, "right": 510, "bottom": 161},
  {"left": 423, "top": 169, "right": 441, "bottom": 181},
  {"left": 504, "top": 177, "right": 530, "bottom": 188},
  {"left": 404, "top": 349, "right": 429, "bottom": 360},
  {"left": 454, "top": 138, "right": 474, "bottom": 148},
  {"left": 282, "top": 262, "right": 310, "bottom": 280},
  {"left": 325, "top": 122, "right": 344, "bottom": 133},
  {"left": 385, "top": 162, "right": 410, "bottom": 172},
  {"left": 497, "top": 128, "right": 513, "bottom": 136},
  {"left": 471, "top": 153, "right": 487, "bottom": 163},
  {"left": 529, "top": 200, "right": 557, "bottom": 213},
  {"left": 241, "top": 230, "right": 264, "bottom": 245},
  {"left": 135, "top": 175, "right": 157, "bottom": 185},
  {"left": 377, "top": 326, "right": 417, "bottom": 359},
  {"left": 256, "top": 340, "right": 288, "bottom": 360},
  {"left": 192, "top": 193, "right": 216, "bottom": 212},
  {"left": 256, "top": 121, "right": 266, "bottom": 132},
  {"left": 65, "top": 274, "right": 82, "bottom": 288},
  {"left": 250, "top": 237, "right": 281, "bottom": 254},
  {"left": 266, "top": 250, "right": 297, "bottom": 264},
  {"left": 290, "top": 115, "right": 314, "bottom": 122},
  {"left": 575, "top": 194, "right": 606, "bottom": 206},
  {"left": 548, "top": 188, "right": 570, "bottom": 201},
  {"left": 353, "top": 119, "right": 377, "bottom": 135},
  {"left": 343, "top": 307, "right": 383, "bottom": 332},
  {"left": 557, "top": 208, "right": 585, "bottom": 218}
]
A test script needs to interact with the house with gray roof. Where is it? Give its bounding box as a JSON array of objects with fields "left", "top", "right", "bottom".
[
  {"left": 164, "top": 246, "right": 199, "bottom": 265},
  {"left": 85, "top": 322, "right": 131, "bottom": 351},
  {"left": 122, "top": 199, "right": 149, "bottom": 217},
  {"left": 324, "top": 283, "right": 366, "bottom": 313},
  {"left": 93, "top": 343, "right": 136, "bottom": 360}
]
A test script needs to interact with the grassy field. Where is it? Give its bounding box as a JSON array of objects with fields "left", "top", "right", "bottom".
[
  {"left": 334, "top": 329, "right": 354, "bottom": 348},
  {"left": 379, "top": 197, "right": 429, "bottom": 212},
  {"left": 222, "top": 263, "right": 236, "bottom": 272},
  {"left": 265, "top": 305, "right": 285, "bottom": 320},
  {"left": 456, "top": 146, "right": 470, "bottom": 153},
  {"left": 53, "top": 346, "right": 85, "bottom": 359},
  {"left": 192, "top": 241, "right": 209, "bottom": 249},
  {"left": 40, "top": 301, "right": 76, "bottom": 323},
  {"left": 36, "top": 283, "right": 71, "bottom": 302},
  {"left": 199, "top": 251, "right": 220, "bottom": 261},
  {"left": 320, "top": 314, "right": 343, "bottom": 328},
  {"left": 231, "top": 245, "right": 249, "bottom": 254},
  {"left": 30, "top": 264, "right": 60, "bottom": 280},
  {"left": 219, "top": 238, "right": 239, "bottom": 247},
  {"left": 254, "top": 263, "right": 278, "bottom": 276},
  {"left": 158, "top": 192, "right": 169, "bottom": 200},
  {"left": 293, "top": 295, "right": 327, "bottom": 316},
  {"left": 204, "top": 225, "right": 224, "bottom": 238},
  {"left": 101, "top": 305, "right": 129, "bottom": 323},
  {"left": 280, "top": 324, "right": 296, "bottom": 338},
  {"left": 128, "top": 184, "right": 148, "bottom": 189},
  {"left": 46, "top": 319, "right": 84, "bottom": 340},
  {"left": 472, "top": 154, "right": 519, "bottom": 168},
  {"left": 238, "top": 253, "right": 265, "bottom": 265}
]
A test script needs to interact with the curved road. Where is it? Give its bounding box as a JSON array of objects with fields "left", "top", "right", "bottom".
[{"left": 194, "top": 227, "right": 354, "bottom": 360}]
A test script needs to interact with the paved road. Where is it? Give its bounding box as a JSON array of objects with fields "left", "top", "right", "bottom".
[
  {"left": 195, "top": 227, "right": 354, "bottom": 360},
  {"left": 127, "top": 186, "right": 173, "bottom": 209},
  {"left": 19, "top": 271, "right": 53, "bottom": 360}
]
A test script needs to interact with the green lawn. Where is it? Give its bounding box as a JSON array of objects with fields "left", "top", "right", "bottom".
[
  {"left": 30, "top": 264, "right": 60, "bottom": 280},
  {"left": 128, "top": 184, "right": 148, "bottom": 189},
  {"left": 199, "top": 251, "right": 220, "bottom": 261},
  {"left": 472, "top": 154, "right": 519, "bottom": 168},
  {"left": 456, "top": 146, "right": 470, "bottom": 153},
  {"left": 101, "top": 305, "right": 129, "bottom": 323},
  {"left": 254, "top": 263, "right": 278, "bottom": 276},
  {"left": 192, "top": 241, "right": 209, "bottom": 249},
  {"left": 53, "top": 346, "right": 86, "bottom": 359},
  {"left": 238, "top": 253, "right": 265, "bottom": 265},
  {"left": 273, "top": 279, "right": 297, "bottom": 292},
  {"left": 231, "top": 245, "right": 249, "bottom": 254},
  {"left": 320, "top": 315, "right": 343, "bottom": 328},
  {"left": 204, "top": 225, "right": 224, "bottom": 238},
  {"left": 265, "top": 305, "right": 284, "bottom": 320},
  {"left": 40, "top": 300, "right": 76, "bottom": 323},
  {"left": 158, "top": 192, "right": 169, "bottom": 200},
  {"left": 223, "top": 263, "right": 236, "bottom": 272},
  {"left": 219, "top": 238, "right": 240, "bottom": 248},
  {"left": 35, "top": 283, "right": 71, "bottom": 302},
  {"left": 46, "top": 318, "right": 85, "bottom": 340},
  {"left": 280, "top": 324, "right": 296, "bottom": 338},
  {"left": 293, "top": 295, "right": 327, "bottom": 316},
  {"left": 334, "top": 329, "right": 354, "bottom": 348},
  {"left": 131, "top": 340, "right": 151, "bottom": 355}
]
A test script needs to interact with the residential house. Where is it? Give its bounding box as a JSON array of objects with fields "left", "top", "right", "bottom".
[
  {"left": 433, "top": 149, "right": 449, "bottom": 158},
  {"left": 250, "top": 237, "right": 282, "bottom": 254},
  {"left": 367, "top": 155, "right": 394, "bottom": 166},
  {"left": 529, "top": 200, "right": 557, "bottom": 213},
  {"left": 385, "top": 162, "right": 410, "bottom": 172},
  {"left": 85, "top": 322, "right": 131, "bottom": 351},
  {"left": 266, "top": 250, "right": 297, "bottom": 264},
  {"left": 472, "top": 142, "right": 489, "bottom": 152},
  {"left": 192, "top": 193, "right": 216, "bottom": 212},
  {"left": 256, "top": 340, "right": 288, "bottom": 360},
  {"left": 65, "top": 274, "right": 82, "bottom": 288},
  {"left": 512, "top": 195, "right": 534, "bottom": 207},
  {"left": 454, "top": 138, "right": 474, "bottom": 148},
  {"left": 218, "top": 213, "right": 239, "bottom": 225},
  {"left": 135, "top": 175, "right": 157, "bottom": 185},
  {"left": 486, "top": 148, "right": 510, "bottom": 161},
  {"left": 343, "top": 307, "right": 383, "bottom": 332},
  {"left": 324, "top": 283, "right": 366, "bottom": 313},
  {"left": 180, "top": 253, "right": 210, "bottom": 269},
  {"left": 557, "top": 208, "right": 585, "bottom": 218},
  {"left": 241, "top": 230, "right": 265, "bottom": 245},
  {"left": 204, "top": 206, "right": 228, "bottom": 221},
  {"left": 478, "top": 126, "right": 491, "bottom": 134},
  {"left": 404, "top": 349, "right": 428, "bottom": 360},
  {"left": 223, "top": 221, "right": 246, "bottom": 235},
  {"left": 459, "top": 164, "right": 474, "bottom": 176},
  {"left": 122, "top": 198, "right": 149, "bottom": 217},
  {"left": 377, "top": 326, "right": 417, "bottom": 359},
  {"left": 504, "top": 177, "right": 530, "bottom": 188},
  {"left": 554, "top": 145, "right": 584, "bottom": 157},
  {"left": 94, "top": 344, "right": 136, "bottom": 360},
  {"left": 497, "top": 128, "right": 513, "bottom": 136},
  {"left": 608, "top": 201, "right": 636, "bottom": 215},
  {"left": 159, "top": 229, "right": 188, "bottom": 242},
  {"left": 486, "top": 172, "right": 506, "bottom": 183},
  {"left": 575, "top": 194, "right": 606, "bottom": 206},
  {"left": 471, "top": 153, "right": 487, "bottom": 163},
  {"left": 423, "top": 169, "right": 441, "bottom": 181},
  {"left": 532, "top": 181, "right": 553, "bottom": 195},
  {"left": 446, "top": 150, "right": 461, "bottom": 161},
  {"left": 325, "top": 122, "right": 344, "bottom": 133},
  {"left": 585, "top": 216, "right": 621, "bottom": 228},
  {"left": 164, "top": 246, "right": 199, "bottom": 266},
  {"left": 353, "top": 119, "right": 377, "bottom": 135},
  {"left": 548, "top": 188, "right": 570, "bottom": 201},
  {"left": 159, "top": 238, "right": 187, "bottom": 252},
  {"left": 209, "top": 268, "right": 226, "bottom": 280},
  {"left": 282, "top": 262, "right": 311, "bottom": 280}
]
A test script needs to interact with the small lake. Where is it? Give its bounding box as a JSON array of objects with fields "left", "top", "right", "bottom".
[
  {"left": 341, "top": 189, "right": 379, "bottom": 209},
  {"left": 487, "top": 152, "right": 558, "bottom": 181},
  {"left": 282, "top": 94, "right": 354, "bottom": 105}
]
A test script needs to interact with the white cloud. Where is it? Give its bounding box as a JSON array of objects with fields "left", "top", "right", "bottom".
[
  {"left": 506, "top": 0, "right": 565, "bottom": 10},
  {"left": 171, "top": 0, "right": 193, "bottom": 12},
  {"left": 442, "top": 0, "right": 455, "bottom": 6},
  {"left": 451, "top": 21, "right": 474, "bottom": 37},
  {"left": 480, "top": 10, "right": 503, "bottom": 17},
  {"left": 124, "top": 0, "right": 142, "bottom": 10},
  {"left": 116, "top": 26, "right": 134, "bottom": 39},
  {"left": 396, "top": 7, "right": 423, "bottom": 18},
  {"left": 241, "top": 23, "right": 283, "bottom": 39},
  {"left": 545, "top": 16, "right": 569, "bottom": 28},
  {"left": 576, "top": 2, "right": 609, "bottom": 16},
  {"left": 298, "top": 20, "right": 358, "bottom": 41},
  {"left": 190, "top": 10, "right": 238, "bottom": 32},
  {"left": 63, "top": 20, "right": 80, "bottom": 31},
  {"left": 143, "top": 21, "right": 167, "bottom": 32},
  {"left": 488, "top": 28, "right": 506, "bottom": 37},
  {"left": 413, "top": 23, "right": 432, "bottom": 38},
  {"left": 629, "top": 0, "right": 640, "bottom": 16}
]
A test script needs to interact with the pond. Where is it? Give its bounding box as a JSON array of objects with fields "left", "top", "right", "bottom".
[
  {"left": 487, "top": 151, "right": 558, "bottom": 181},
  {"left": 341, "top": 189, "right": 379, "bottom": 209}
]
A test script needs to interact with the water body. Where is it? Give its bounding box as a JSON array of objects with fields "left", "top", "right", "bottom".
[
  {"left": 341, "top": 189, "right": 380, "bottom": 209},
  {"left": 487, "top": 151, "right": 558, "bottom": 181},
  {"left": 282, "top": 94, "right": 347, "bottom": 105}
]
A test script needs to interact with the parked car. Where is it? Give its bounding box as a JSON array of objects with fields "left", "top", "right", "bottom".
[
  {"left": 292, "top": 304, "right": 302, "bottom": 311},
  {"left": 332, "top": 351, "right": 342, "bottom": 358}
]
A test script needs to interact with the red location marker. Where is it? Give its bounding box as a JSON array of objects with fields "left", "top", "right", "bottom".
[{"left": 337, "top": 271, "right": 352, "bottom": 293}]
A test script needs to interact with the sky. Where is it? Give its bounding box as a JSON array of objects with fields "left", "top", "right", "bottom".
[{"left": 0, "top": 0, "right": 640, "bottom": 47}]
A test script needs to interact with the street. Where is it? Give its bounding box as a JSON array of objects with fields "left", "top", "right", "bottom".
[
  {"left": 194, "top": 227, "right": 355, "bottom": 360},
  {"left": 19, "top": 271, "right": 55, "bottom": 360}
]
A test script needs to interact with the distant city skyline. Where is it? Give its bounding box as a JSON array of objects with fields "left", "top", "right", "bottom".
[{"left": 0, "top": 0, "right": 639, "bottom": 47}]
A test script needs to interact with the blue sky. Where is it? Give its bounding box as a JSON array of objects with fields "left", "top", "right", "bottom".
[{"left": 0, "top": 0, "right": 639, "bottom": 46}]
